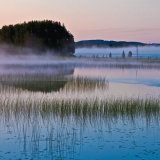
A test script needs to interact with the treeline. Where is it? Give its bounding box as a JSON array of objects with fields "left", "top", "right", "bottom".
[
  {"left": 0, "top": 20, "right": 75, "bottom": 55},
  {"left": 76, "top": 40, "right": 145, "bottom": 48}
]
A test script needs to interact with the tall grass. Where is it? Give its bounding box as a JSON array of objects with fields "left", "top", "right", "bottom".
[
  {"left": 0, "top": 75, "right": 107, "bottom": 92},
  {"left": 0, "top": 76, "right": 159, "bottom": 125}
]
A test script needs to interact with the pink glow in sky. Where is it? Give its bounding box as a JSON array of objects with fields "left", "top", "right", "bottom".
[{"left": 0, "top": 0, "right": 160, "bottom": 43}]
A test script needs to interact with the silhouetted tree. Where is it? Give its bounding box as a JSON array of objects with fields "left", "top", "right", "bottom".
[
  {"left": 122, "top": 51, "right": 125, "bottom": 58},
  {"left": 128, "top": 51, "right": 132, "bottom": 58},
  {"left": 109, "top": 52, "right": 112, "bottom": 58},
  {"left": 0, "top": 20, "right": 75, "bottom": 56}
]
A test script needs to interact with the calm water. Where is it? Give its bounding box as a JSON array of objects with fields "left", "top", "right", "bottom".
[
  {"left": 74, "top": 68, "right": 160, "bottom": 98},
  {"left": 75, "top": 46, "right": 160, "bottom": 58},
  {"left": 0, "top": 115, "right": 160, "bottom": 160},
  {"left": 0, "top": 62, "right": 160, "bottom": 160}
]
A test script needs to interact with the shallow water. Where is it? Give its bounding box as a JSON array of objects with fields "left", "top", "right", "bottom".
[
  {"left": 74, "top": 67, "right": 160, "bottom": 98},
  {"left": 0, "top": 61, "right": 160, "bottom": 160},
  {"left": 0, "top": 115, "right": 160, "bottom": 160}
]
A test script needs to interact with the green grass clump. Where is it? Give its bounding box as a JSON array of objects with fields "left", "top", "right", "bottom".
[
  {"left": 0, "top": 74, "right": 159, "bottom": 126},
  {"left": 0, "top": 81, "right": 159, "bottom": 126},
  {"left": 0, "top": 74, "right": 108, "bottom": 93}
]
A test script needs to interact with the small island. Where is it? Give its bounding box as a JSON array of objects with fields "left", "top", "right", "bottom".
[{"left": 0, "top": 20, "right": 75, "bottom": 56}]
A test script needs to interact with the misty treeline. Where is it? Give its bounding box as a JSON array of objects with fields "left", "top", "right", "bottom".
[
  {"left": 0, "top": 20, "right": 75, "bottom": 56},
  {"left": 76, "top": 40, "right": 145, "bottom": 48}
]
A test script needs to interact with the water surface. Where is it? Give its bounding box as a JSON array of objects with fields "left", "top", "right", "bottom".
[
  {"left": 0, "top": 60, "right": 160, "bottom": 160},
  {"left": 75, "top": 46, "right": 160, "bottom": 58},
  {"left": 74, "top": 67, "right": 160, "bottom": 98}
]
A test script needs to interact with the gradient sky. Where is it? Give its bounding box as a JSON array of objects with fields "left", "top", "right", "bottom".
[{"left": 0, "top": 0, "right": 160, "bottom": 43}]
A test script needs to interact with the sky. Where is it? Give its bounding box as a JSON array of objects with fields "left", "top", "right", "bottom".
[{"left": 0, "top": 0, "right": 160, "bottom": 43}]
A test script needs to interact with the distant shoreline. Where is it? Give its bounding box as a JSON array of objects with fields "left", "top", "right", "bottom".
[{"left": 76, "top": 40, "right": 160, "bottom": 48}]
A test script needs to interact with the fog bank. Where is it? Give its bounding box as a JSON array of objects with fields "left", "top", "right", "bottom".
[{"left": 75, "top": 46, "right": 160, "bottom": 58}]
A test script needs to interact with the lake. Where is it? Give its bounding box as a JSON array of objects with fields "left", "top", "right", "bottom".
[
  {"left": 0, "top": 57, "right": 160, "bottom": 160},
  {"left": 75, "top": 46, "right": 160, "bottom": 58},
  {"left": 74, "top": 67, "right": 160, "bottom": 97}
]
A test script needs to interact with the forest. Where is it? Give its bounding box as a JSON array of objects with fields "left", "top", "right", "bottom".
[
  {"left": 0, "top": 20, "right": 75, "bottom": 55},
  {"left": 76, "top": 40, "right": 146, "bottom": 48}
]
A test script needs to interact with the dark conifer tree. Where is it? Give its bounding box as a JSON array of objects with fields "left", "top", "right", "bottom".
[
  {"left": 128, "top": 51, "right": 132, "bottom": 58},
  {"left": 109, "top": 52, "right": 112, "bottom": 58},
  {"left": 0, "top": 20, "right": 75, "bottom": 56},
  {"left": 122, "top": 51, "right": 125, "bottom": 58}
]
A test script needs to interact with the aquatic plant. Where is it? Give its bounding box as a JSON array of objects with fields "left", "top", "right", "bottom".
[
  {"left": 0, "top": 75, "right": 107, "bottom": 92},
  {"left": 0, "top": 76, "right": 159, "bottom": 125}
]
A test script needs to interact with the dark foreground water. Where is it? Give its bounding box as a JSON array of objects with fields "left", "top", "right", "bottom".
[{"left": 0, "top": 115, "right": 160, "bottom": 160}]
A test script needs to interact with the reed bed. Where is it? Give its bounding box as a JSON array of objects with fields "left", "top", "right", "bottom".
[
  {"left": 0, "top": 75, "right": 107, "bottom": 92},
  {"left": 0, "top": 76, "right": 159, "bottom": 125},
  {"left": 0, "top": 74, "right": 68, "bottom": 92}
]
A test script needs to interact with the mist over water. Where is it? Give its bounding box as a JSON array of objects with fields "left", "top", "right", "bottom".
[
  {"left": 0, "top": 45, "right": 160, "bottom": 91},
  {"left": 75, "top": 46, "right": 160, "bottom": 58},
  {"left": 0, "top": 44, "right": 160, "bottom": 159}
]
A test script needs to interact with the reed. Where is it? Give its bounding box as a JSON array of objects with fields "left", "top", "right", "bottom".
[
  {"left": 0, "top": 77, "right": 159, "bottom": 125},
  {"left": 0, "top": 75, "right": 107, "bottom": 92}
]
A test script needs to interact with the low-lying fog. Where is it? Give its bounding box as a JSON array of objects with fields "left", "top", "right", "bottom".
[
  {"left": 0, "top": 44, "right": 160, "bottom": 77},
  {"left": 75, "top": 46, "right": 160, "bottom": 58}
]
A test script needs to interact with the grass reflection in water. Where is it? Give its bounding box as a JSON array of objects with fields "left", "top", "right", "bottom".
[
  {"left": 0, "top": 76, "right": 159, "bottom": 124},
  {"left": 0, "top": 75, "right": 160, "bottom": 159}
]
